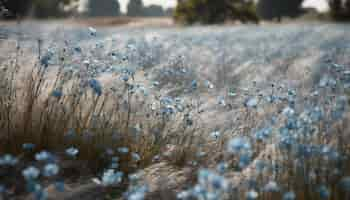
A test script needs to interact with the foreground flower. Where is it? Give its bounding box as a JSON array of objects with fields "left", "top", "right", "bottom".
[
  {"left": 43, "top": 163, "right": 59, "bottom": 177},
  {"left": 0, "top": 154, "right": 18, "bottom": 166},
  {"left": 65, "top": 147, "right": 79, "bottom": 157},
  {"left": 22, "top": 166, "right": 40, "bottom": 180},
  {"left": 89, "top": 79, "right": 102, "bottom": 96},
  {"left": 227, "top": 137, "right": 251, "bottom": 154},
  {"left": 35, "top": 151, "right": 52, "bottom": 162},
  {"left": 93, "top": 169, "right": 123, "bottom": 186}
]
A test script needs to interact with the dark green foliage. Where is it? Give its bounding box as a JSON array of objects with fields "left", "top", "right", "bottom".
[
  {"left": 328, "top": 0, "right": 350, "bottom": 20},
  {"left": 127, "top": 0, "right": 144, "bottom": 16},
  {"left": 174, "top": 0, "right": 259, "bottom": 24},
  {"left": 0, "top": 0, "right": 77, "bottom": 18},
  {"left": 32, "top": 0, "right": 64, "bottom": 18},
  {"left": 143, "top": 5, "right": 165, "bottom": 17},
  {"left": 257, "top": 0, "right": 304, "bottom": 21},
  {"left": 86, "top": 0, "right": 121, "bottom": 17},
  {"left": 0, "top": 0, "right": 32, "bottom": 18}
]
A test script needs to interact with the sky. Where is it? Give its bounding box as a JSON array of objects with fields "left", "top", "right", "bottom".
[
  {"left": 302, "top": 0, "right": 328, "bottom": 12},
  {"left": 80, "top": 0, "right": 329, "bottom": 14}
]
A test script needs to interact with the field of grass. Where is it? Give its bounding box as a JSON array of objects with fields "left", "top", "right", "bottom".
[{"left": 0, "top": 20, "right": 350, "bottom": 200}]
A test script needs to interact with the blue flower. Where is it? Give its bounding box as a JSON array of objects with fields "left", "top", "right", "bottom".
[
  {"left": 217, "top": 96, "right": 226, "bottom": 106},
  {"left": 65, "top": 147, "right": 79, "bottom": 157},
  {"left": 88, "top": 27, "right": 97, "bottom": 36},
  {"left": 74, "top": 46, "right": 82, "bottom": 53},
  {"left": 54, "top": 181, "right": 65, "bottom": 192},
  {"left": 0, "top": 154, "right": 18, "bottom": 166},
  {"left": 51, "top": 89, "right": 63, "bottom": 98},
  {"left": 132, "top": 153, "right": 141, "bottom": 162},
  {"left": 246, "top": 190, "right": 259, "bottom": 200},
  {"left": 244, "top": 97, "right": 258, "bottom": 108},
  {"left": 216, "top": 162, "right": 228, "bottom": 174},
  {"left": 263, "top": 181, "right": 279, "bottom": 192},
  {"left": 204, "top": 80, "right": 214, "bottom": 89},
  {"left": 283, "top": 191, "right": 296, "bottom": 200},
  {"left": 227, "top": 137, "right": 251, "bottom": 154},
  {"left": 340, "top": 177, "right": 350, "bottom": 192},
  {"left": 43, "top": 163, "right": 59, "bottom": 177},
  {"left": 254, "top": 127, "right": 272, "bottom": 141},
  {"left": 118, "top": 147, "right": 129, "bottom": 154},
  {"left": 317, "top": 185, "right": 330, "bottom": 200},
  {"left": 35, "top": 151, "right": 52, "bottom": 161},
  {"left": 161, "top": 106, "right": 175, "bottom": 116},
  {"left": 120, "top": 74, "right": 129, "bottom": 82},
  {"left": 0, "top": 184, "right": 5, "bottom": 193},
  {"left": 210, "top": 131, "right": 221, "bottom": 139},
  {"left": 22, "top": 166, "right": 40, "bottom": 180},
  {"left": 127, "top": 185, "right": 148, "bottom": 200},
  {"left": 22, "top": 143, "right": 36, "bottom": 150},
  {"left": 101, "top": 169, "right": 123, "bottom": 186},
  {"left": 89, "top": 79, "right": 102, "bottom": 96},
  {"left": 40, "top": 51, "right": 53, "bottom": 68},
  {"left": 191, "top": 80, "right": 198, "bottom": 90},
  {"left": 282, "top": 106, "right": 295, "bottom": 116}
]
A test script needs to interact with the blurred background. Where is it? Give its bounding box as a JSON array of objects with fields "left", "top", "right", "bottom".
[{"left": 0, "top": 0, "right": 349, "bottom": 24}]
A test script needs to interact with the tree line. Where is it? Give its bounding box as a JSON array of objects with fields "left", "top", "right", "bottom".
[
  {"left": 1, "top": 0, "right": 350, "bottom": 23},
  {"left": 175, "top": 0, "right": 350, "bottom": 24},
  {"left": 0, "top": 0, "right": 173, "bottom": 19}
]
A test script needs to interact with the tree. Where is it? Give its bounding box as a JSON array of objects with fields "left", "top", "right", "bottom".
[
  {"left": 174, "top": 0, "right": 259, "bottom": 24},
  {"left": 143, "top": 5, "right": 165, "bottom": 17},
  {"left": 0, "top": 0, "right": 77, "bottom": 18},
  {"left": 328, "top": 0, "right": 350, "bottom": 20},
  {"left": 86, "top": 0, "right": 120, "bottom": 17},
  {"left": 127, "top": 0, "right": 144, "bottom": 16},
  {"left": 257, "top": 0, "right": 304, "bottom": 22},
  {"left": 1, "top": 0, "right": 33, "bottom": 18}
]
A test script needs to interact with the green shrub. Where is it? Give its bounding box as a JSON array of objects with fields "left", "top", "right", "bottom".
[
  {"left": 328, "top": 0, "right": 350, "bottom": 21},
  {"left": 174, "top": 0, "right": 259, "bottom": 25}
]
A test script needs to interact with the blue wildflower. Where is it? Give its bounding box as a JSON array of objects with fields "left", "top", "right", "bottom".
[
  {"left": 204, "top": 80, "right": 214, "bottom": 89},
  {"left": 0, "top": 154, "right": 18, "bottom": 166},
  {"left": 40, "top": 51, "right": 53, "bottom": 68},
  {"left": 89, "top": 79, "right": 102, "bottom": 96},
  {"left": 244, "top": 97, "right": 258, "bottom": 108},
  {"left": 0, "top": 185, "right": 5, "bottom": 193},
  {"left": 282, "top": 106, "right": 295, "bottom": 116},
  {"left": 43, "top": 163, "right": 59, "bottom": 177},
  {"left": 218, "top": 96, "right": 226, "bottom": 106},
  {"left": 118, "top": 147, "right": 129, "bottom": 154},
  {"left": 132, "top": 153, "right": 141, "bottom": 162},
  {"left": 35, "top": 151, "right": 52, "bottom": 161},
  {"left": 283, "top": 191, "right": 296, "bottom": 200},
  {"left": 254, "top": 127, "right": 272, "bottom": 141},
  {"left": 88, "top": 27, "right": 97, "bottom": 36},
  {"left": 216, "top": 162, "right": 228, "bottom": 174},
  {"left": 51, "top": 89, "right": 63, "bottom": 98},
  {"left": 340, "top": 177, "right": 350, "bottom": 192},
  {"left": 191, "top": 80, "right": 198, "bottom": 90},
  {"left": 210, "top": 131, "right": 221, "bottom": 139},
  {"left": 65, "top": 147, "right": 79, "bottom": 157},
  {"left": 101, "top": 169, "right": 123, "bottom": 186},
  {"left": 74, "top": 46, "right": 82, "bottom": 53},
  {"left": 22, "top": 166, "right": 40, "bottom": 180},
  {"left": 227, "top": 137, "right": 251, "bottom": 154},
  {"left": 318, "top": 185, "right": 330, "bottom": 200},
  {"left": 22, "top": 143, "right": 36, "bottom": 150},
  {"left": 246, "top": 190, "right": 259, "bottom": 200},
  {"left": 263, "top": 181, "right": 280, "bottom": 192},
  {"left": 54, "top": 181, "right": 65, "bottom": 192}
]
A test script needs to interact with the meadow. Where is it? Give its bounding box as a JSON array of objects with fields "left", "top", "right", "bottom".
[{"left": 0, "top": 20, "right": 350, "bottom": 200}]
